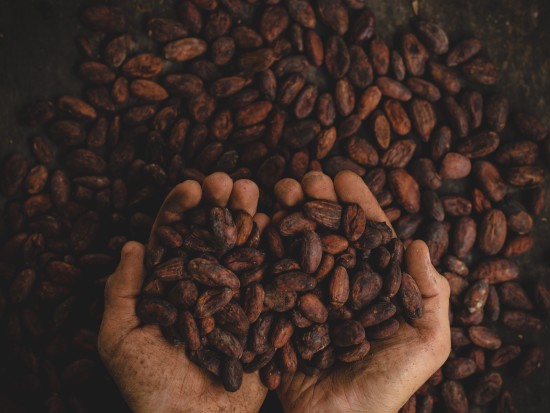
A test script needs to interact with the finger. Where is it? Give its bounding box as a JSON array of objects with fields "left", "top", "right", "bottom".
[
  {"left": 147, "top": 180, "right": 202, "bottom": 264},
  {"left": 301, "top": 171, "right": 338, "bottom": 202},
  {"left": 272, "top": 210, "right": 287, "bottom": 226},
  {"left": 405, "top": 240, "right": 451, "bottom": 331},
  {"left": 333, "top": 170, "right": 394, "bottom": 234},
  {"left": 274, "top": 178, "right": 304, "bottom": 208},
  {"left": 102, "top": 241, "right": 146, "bottom": 334},
  {"left": 156, "top": 180, "right": 203, "bottom": 225},
  {"left": 229, "top": 179, "right": 259, "bottom": 216},
  {"left": 202, "top": 172, "right": 233, "bottom": 207},
  {"left": 405, "top": 240, "right": 445, "bottom": 298},
  {"left": 253, "top": 212, "right": 270, "bottom": 234}
]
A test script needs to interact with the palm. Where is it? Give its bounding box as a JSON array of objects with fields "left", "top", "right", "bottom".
[
  {"left": 274, "top": 172, "right": 451, "bottom": 413},
  {"left": 100, "top": 171, "right": 449, "bottom": 413},
  {"left": 100, "top": 176, "right": 269, "bottom": 413},
  {"left": 109, "top": 324, "right": 267, "bottom": 412},
  {"left": 278, "top": 320, "right": 443, "bottom": 413}
]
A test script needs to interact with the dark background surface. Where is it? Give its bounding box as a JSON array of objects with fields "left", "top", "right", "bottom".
[{"left": 0, "top": 0, "right": 549, "bottom": 412}]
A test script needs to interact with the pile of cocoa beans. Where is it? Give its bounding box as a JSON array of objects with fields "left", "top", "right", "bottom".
[
  {"left": 138, "top": 205, "right": 266, "bottom": 391},
  {"left": 137, "top": 197, "right": 422, "bottom": 391},
  {"left": 0, "top": 0, "right": 549, "bottom": 412}
]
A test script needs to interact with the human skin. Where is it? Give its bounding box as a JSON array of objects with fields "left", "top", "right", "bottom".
[
  {"left": 273, "top": 171, "right": 451, "bottom": 413},
  {"left": 99, "top": 170, "right": 450, "bottom": 413},
  {"left": 98, "top": 173, "right": 268, "bottom": 413}
]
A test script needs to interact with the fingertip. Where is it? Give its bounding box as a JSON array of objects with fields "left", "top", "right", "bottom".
[
  {"left": 274, "top": 178, "right": 304, "bottom": 208},
  {"left": 406, "top": 240, "right": 429, "bottom": 261},
  {"left": 107, "top": 241, "right": 146, "bottom": 298},
  {"left": 334, "top": 169, "right": 357, "bottom": 183},
  {"left": 202, "top": 172, "right": 233, "bottom": 207},
  {"left": 301, "top": 171, "right": 337, "bottom": 202},
  {"left": 405, "top": 240, "right": 441, "bottom": 298},
  {"left": 230, "top": 179, "right": 259, "bottom": 216},
  {"left": 159, "top": 180, "right": 202, "bottom": 224},
  {"left": 175, "top": 180, "right": 203, "bottom": 209},
  {"left": 253, "top": 213, "right": 270, "bottom": 233},
  {"left": 334, "top": 171, "right": 393, "bottom": 233},
  {"left": 120, "top": 241, "right": 145, "bottom": 263},
  {"left": 333, "top": 170, "right": 363, "bottom": 204}
]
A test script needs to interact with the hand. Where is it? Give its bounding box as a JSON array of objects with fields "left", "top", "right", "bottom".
[
  {"left": 274, "top": 170, "right": 451, "bottom": 413},
  {"left": 98, "top": 173, "right": 268, "bottom": 413}
]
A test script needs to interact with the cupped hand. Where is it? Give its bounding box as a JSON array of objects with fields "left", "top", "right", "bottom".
[
  {"left": 98, "top": 173, "right": 268, "bottom": 413},
  {"left": 274, "top": 170, "right": 451, "bottom": 413}
]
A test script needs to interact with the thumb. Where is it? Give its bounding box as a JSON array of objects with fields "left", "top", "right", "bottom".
[
  {"left": 102, "top": 241, "right": 146, "bottom": 335},
  {"left": 405, "top": 240, "right": 451, "bottom": 334}
]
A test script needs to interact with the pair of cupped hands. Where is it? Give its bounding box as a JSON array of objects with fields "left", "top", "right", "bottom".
[{"left": 98, "top": 170, "right": 451, "bottom": 413}]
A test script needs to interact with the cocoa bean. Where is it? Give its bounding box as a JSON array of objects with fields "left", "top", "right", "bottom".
[
  {"left": 471, "top": 258, "right": 519, "bottom": 284},
  {"left": 444, "top": 357, "right": 477, "bottom": 380},
  {"left": 298, "top": 293, "right": 328, "bottom": 323},
  {"left": 330, "top": 320, "right": 365, "bottom": 347},
  {"left": 137, "top": 298, "right": 177, "bottom": 326},
  {"left": 401, "top": 33, "right": 429, "bottom": 76},
  {"left": 477, "top": 209, "right": 507, "bottom": 256},
  {"left": 399, "top": 273, "right": 424, "bottom": 319},
  {"left": 470, "top": 372, "right": 503, "bottom": 405},
  {"left": 366, "top": 37, "right": 389, "bottom": 74},
  {"left": 411, "top": 158, "right": 441, "bottom": 190},
  {"left": 169, "top": 280, "right": 198, "bottom": 309},
  {"left": 365, "top": 318, "right": 400, "bottom": 340},
  {"left": 498, "top": 282, "right": 534, "bottom": 311},
  {"left": 348, "top": 46, "right": 373, "bottom": 87},
  {"left": 427, "top": 62, "right": 462, "bottom": 95},
  {"left": 416, "top": 20, "right": 449, "bottom": 55},
  {"left": 188, "top": 258, "right": 240, "bottom": 288},
  {"left": 491, "top": 344, "right": 521, "bottom": 368},
  {"left": 264, "top": 289, "right": 297, "bottom": 312},
  {"left": 297, "top": 323, "right": 330, "bottom": 360},
  {"left": 461, "top": 57, "right": 499, "bottom": 85},
  {"left": 222, "top": 356, "right": 243, "bottom": 392},
  {"left": 358, "top": 86, "right": 382, "bottom": 120},
  {"left": 517, "top": 346, "right": 544, "bottom": 377},
  {"left": 464, "top": 280, "right": 489, "bottom": 314},
  {"left": 501, "top": 310, "right": 542, "bottom": 332},
  {"left": 303, "top": 201, "right": 342, "bottom": 230},
  {"left": 410, "top": 99, "right": 436, "bottom": 142},
  {"left": 383, "top": 100, "right": 411, "bottom": 136},
  {"left": 441, "top": 381, "right": 468, "bottom": 413},
  {"left": 336, "top": 339, "right": 370, "bottom": 363},
  {"left": 328, "top": 265, "right": 350, "bottom": 307},
  {"left": 388, "top": 168, "right": 421, "bottom": 214},
  {"left": 349, "top": 7, "right": 375, "bottom": 38},
  {"left": 514, "top": 112, "right": 548, "bottom": 142},
  {"left": 349, "top": 270, "right": 382, "bottom": 310},
  {"left": 222, "top": 248, "right": 266, "bottom": 273},
  {"left": 208, "top": 328, "right": 243, "bottom": 358},
  {"left": 195, "top": 288, "right": 234, "bottom": 318},
  {"left": 270, "top": 271, "right": 316, "bottom": 292}
]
